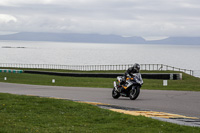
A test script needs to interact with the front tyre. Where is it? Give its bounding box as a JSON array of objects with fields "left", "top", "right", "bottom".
[
  {"left": 129, "top": 86, "right": 140, "bottom": 100},
  {"left": 112, "top": 88, "right": 120, "bottom": 99}
]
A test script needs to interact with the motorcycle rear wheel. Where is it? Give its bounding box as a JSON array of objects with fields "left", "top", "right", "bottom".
[
  {"left": 129, "top": 86, "right": 140, "bottom": 100},
  {"left": 112, "top": 88, "right": 120, "bottom": 99}
]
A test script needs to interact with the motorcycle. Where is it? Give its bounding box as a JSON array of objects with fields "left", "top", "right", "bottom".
[{"left": 112, "top": 73, "right": 143, "bottom": 100}]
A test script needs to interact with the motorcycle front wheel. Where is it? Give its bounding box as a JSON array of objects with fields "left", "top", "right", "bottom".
[
  {"left": 112, "top": 87, "right": 120, "bottom": 99},
  {"left": 129, "top": 86, "right": 140, "bottom": 100}
]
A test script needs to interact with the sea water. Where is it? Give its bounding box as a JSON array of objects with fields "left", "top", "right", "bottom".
[{"left": 0, "top": 40, "right": 200, "bottom": 72}]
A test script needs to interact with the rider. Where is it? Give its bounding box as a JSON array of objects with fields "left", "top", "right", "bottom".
[
  {"left": 119, "top": 63, "right": 140, "bottom": 92},
  {"left": 124, "top": 63, "right": 140, "bottom": 80}
]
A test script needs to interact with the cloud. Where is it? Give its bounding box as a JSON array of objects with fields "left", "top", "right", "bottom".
[
  {"left": 0, "top": 0, "right": 200, "bottom": 37},
  {"left": 0, "top": 14, "right": 17, "bottom": 23}
]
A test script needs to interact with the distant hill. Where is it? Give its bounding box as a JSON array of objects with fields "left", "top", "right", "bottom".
[
  {"left": 0, "top": 32, "right": 146, "bottom": 44},
  {"left": 0, "top": 32, "right": 200, "bottom": 45},
  {"left": 149, "top": 37, "right": 200, "bottom": 45}
]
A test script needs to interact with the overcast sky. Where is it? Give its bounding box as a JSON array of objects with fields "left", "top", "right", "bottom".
[{"left": 0, "top": 0, "right": 200, "bottom": 40}]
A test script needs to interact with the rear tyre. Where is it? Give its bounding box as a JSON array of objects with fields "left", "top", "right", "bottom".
[
  {"left": 129, "top": 86, "right": 140, "bottom": 100},
  {"left": 112, "top": 88, "right": 120, "bottom": 99}
]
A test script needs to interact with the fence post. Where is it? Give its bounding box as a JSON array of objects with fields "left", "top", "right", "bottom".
[{"left": 0, "top": 63, "right": 195, "bottom": 76}]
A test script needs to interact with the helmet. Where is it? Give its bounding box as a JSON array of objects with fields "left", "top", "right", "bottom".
[{"left": 133, "top": 63, "right": 140, "bottom": 73}]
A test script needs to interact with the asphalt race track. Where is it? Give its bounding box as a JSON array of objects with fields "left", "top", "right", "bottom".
[{"left": 0, "top": 82, "right": 200, "bottom": 119}]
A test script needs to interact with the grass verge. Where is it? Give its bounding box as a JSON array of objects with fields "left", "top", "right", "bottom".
[
  {"left": 0, "top": 68, "right": 200, "bottom": 91},
  {"left": 0, "top": 93, "right": 200, "bottom": 132}
]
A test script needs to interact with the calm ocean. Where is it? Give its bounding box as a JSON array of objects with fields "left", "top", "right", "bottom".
[{"left": 0, "top": 40, "right": 200, "bottom": 72}]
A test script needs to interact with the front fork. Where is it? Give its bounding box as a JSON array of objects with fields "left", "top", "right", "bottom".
[{"left": 113, "top": 81, "right": 118, "bottom": 92}]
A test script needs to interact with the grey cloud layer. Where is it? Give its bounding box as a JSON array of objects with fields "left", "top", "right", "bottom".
[{"left": 0, "top": 0, "right": 200, "bottom": 37}]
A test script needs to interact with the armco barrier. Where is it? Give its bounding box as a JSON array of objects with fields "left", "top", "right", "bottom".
[
  {"left": 141, "top": 73, "right": 182, "bottom": 80},
  {"left": 0, "top": 69, "right": 23, "bottom": 73},
  {"left": 24, "top": 70, "right": 182, "bottom": 80}
]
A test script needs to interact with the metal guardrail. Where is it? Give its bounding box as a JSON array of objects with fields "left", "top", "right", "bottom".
[{"left": 0, "top": 63, "right": 194, "bottom": 76}]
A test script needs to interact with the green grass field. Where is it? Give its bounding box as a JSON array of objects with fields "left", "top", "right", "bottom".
[
  {"left": 0, "top": 93, "right": 200, "bottom": 132},
  {"left": 1, "top": 68, "right": 200, "bottom": 132},
  {"left": 0, "top": 68, "right": 200, "bottom": 91}
]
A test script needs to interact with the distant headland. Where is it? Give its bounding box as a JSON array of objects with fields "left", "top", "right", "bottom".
[{"left": 0, "top": 32, "right": 200, "bottom": 45}]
